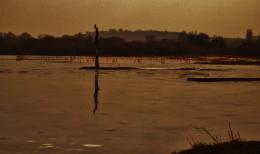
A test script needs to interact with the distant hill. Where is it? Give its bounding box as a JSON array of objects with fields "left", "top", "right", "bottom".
[
  {"left": 87, "top": 29, "right": 180, "bottom": 41},
  {"left": 86, "top": 29, "right": 246, "bottom": 46},
  {"left": 254, "top": 35, "right": 260, "bottom": 40},
  {"left": 224, "top": 37, "right": 244, "bottom": 47}
]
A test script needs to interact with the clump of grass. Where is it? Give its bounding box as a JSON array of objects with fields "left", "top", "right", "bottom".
[
  {"left": 188, "top": 122, "right": 241, "bottom": 147},
  {"left": 172, "top": 122, "right": 260, "bottom": 154},
  {"left": 186, "top": 136, "right": 206, "bottom": 148},
  {"left": 227, "top": 122, "right": 241, "bottom": 142}
]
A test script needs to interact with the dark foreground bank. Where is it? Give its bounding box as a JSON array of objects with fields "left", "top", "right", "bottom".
[{"left": 172, "top": 141, "right": 260, "bottom": 154}]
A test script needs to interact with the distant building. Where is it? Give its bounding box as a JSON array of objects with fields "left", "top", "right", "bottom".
[{"left": 246, "top": 29, "right": 253, "bottom": 42}]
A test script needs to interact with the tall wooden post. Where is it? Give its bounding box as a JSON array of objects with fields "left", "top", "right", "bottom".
[
  {"left": 94, "top": 24, "right": 100, "bottom": 69},
  {"left": 93, "top": 70, "right": 99, "bottom": 113},
  {"left": 93, "top": 24, "right": 100, "bottom": 113}
]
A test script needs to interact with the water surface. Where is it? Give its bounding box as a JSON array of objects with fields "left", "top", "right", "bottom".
[{"left": 0, "top": 56, "right": 260, "bottom": 154}]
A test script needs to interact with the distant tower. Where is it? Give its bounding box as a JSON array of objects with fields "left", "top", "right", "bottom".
[{"left": 246, "top": 29, "right": 253, "bottom": 42}]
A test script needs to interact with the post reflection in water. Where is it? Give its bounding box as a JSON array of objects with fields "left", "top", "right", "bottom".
[{"left": 93, "top": 70, "right": 100, "bottom": 113}]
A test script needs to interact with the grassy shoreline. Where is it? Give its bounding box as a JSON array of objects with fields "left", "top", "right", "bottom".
[{"left": 172, "top": 140, "right": 260, "bottom": 154}]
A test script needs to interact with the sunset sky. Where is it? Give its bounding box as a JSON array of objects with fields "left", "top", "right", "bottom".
[{"left": 0, "top": 0, "right": 259, "bottom": 37}]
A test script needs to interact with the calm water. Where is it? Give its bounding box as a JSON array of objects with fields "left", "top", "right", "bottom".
[{"left": 0, "top": 56, "right": 260, "bottom": 154}]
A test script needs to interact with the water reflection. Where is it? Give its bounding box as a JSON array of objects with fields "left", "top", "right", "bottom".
[{"left": 93, "top": 70, "right": 100, "bottom": 113}]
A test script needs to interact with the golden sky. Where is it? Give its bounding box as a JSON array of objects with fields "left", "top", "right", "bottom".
[{"left": 0, "top": 0, "right": 259, "bottom": 37}]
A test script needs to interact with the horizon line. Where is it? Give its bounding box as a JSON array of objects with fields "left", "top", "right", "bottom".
[{"left": 1, "top": 28, "right": 259, "bottom": 39}]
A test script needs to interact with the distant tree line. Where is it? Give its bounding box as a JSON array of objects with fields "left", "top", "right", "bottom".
[{"left": 0, "top": 31, "right": 260, "bottom": 57}]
